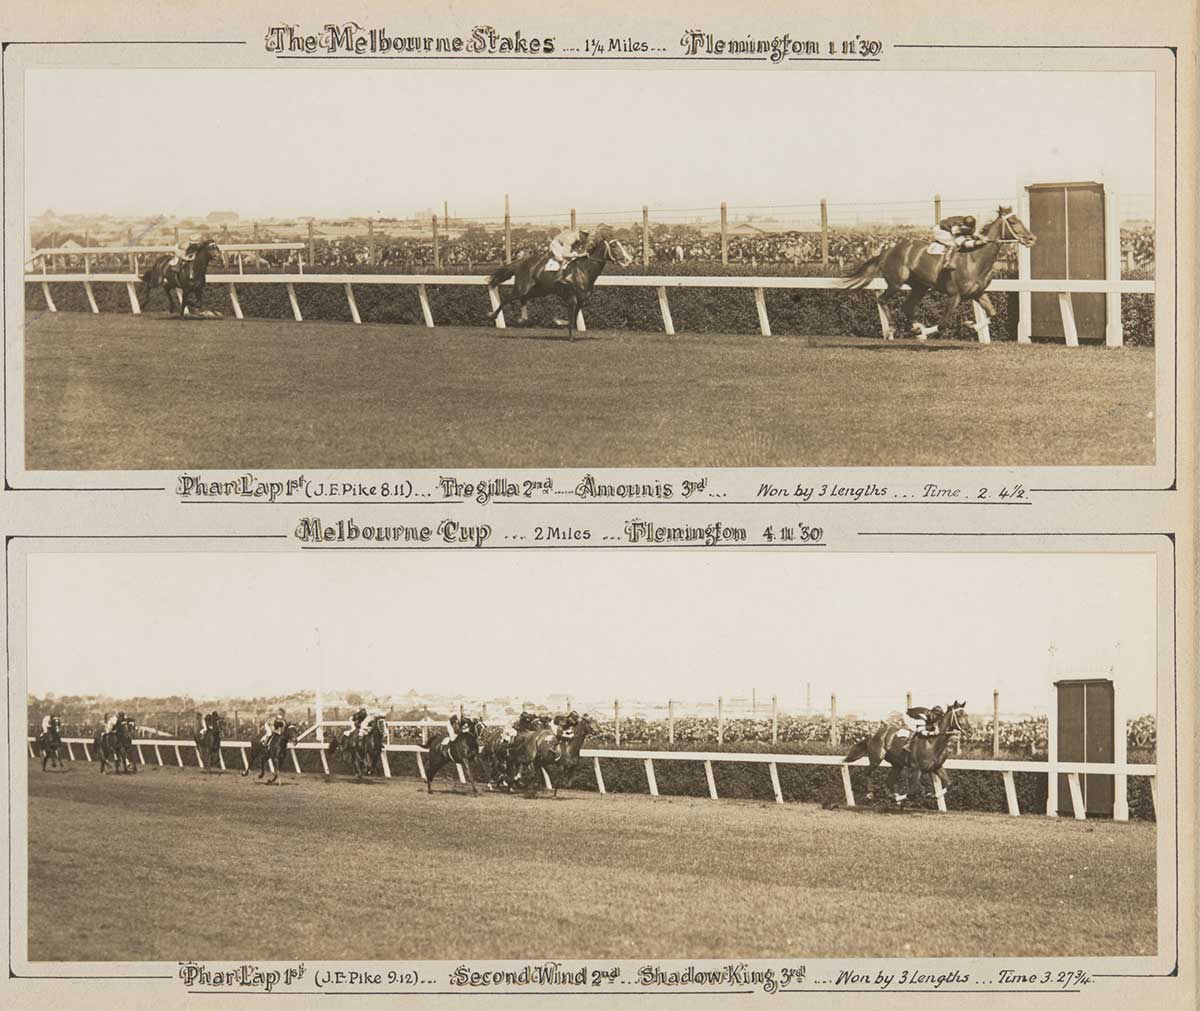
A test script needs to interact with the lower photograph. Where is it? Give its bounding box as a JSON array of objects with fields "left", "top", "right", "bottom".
[{"left": 7, "top": 539, "right": 1172, "bottom": 977}]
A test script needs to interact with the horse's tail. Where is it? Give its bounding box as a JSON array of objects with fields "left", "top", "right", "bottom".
[
  {"left": 838, "top": 253, "right": 884, "bottom": 290},
  {"left": 488, "top": 263, "right": 516, "bottom": 288},
  {"left": 842, "top": 738, "right": 869, "bottom": 764}
]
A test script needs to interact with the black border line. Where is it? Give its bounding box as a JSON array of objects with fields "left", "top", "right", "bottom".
[
  {"left": 5, "top": 531, "right": 1179, "bottom": 983},
  {"left": 1, "top": 42, "right": 1180, "bottom": 492}
]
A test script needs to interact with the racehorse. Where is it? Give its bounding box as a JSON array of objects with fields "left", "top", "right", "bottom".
[
  {"left": 486, "top": 237, "right": 634, "bottom": 341},
  {"left": 841, "top": 701, "right": 970, "bottom": 806},
  {"left": 422, "top": 717, "right": 482, "bottom": 795},
  {"left": 140, "top": 239, "right": 224, "bottom": 318},
  {"left": 37, "top": 720, "right": 63, "bottom": 771},
  {"left": 840, "top": 208, "right": 1036, "bottom": 340},
  {"left": 327, "top": 715, "right": 387, "bottom": 781},
  {"left": 242, "top": 723, "right": 299, "bottom": 785},
  {"left": 197, "top": 718, "right": 224, "bottom": 773},
  {"left": 93, "top": 718, "right": 138, "bottom": 775},
  {"left": 507, "top": 714, "right": 596, "bottom": 797}
]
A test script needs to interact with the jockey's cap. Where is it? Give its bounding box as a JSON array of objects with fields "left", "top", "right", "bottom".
[{"left": 962, "top": 216, "right": 976, "bottom": 228}]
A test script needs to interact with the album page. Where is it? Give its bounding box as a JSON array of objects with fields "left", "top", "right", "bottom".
[{"left": 0, "top": 1, "right": 1195, "bottom": 1009}]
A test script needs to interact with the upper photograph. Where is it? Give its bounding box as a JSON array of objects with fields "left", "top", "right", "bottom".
[{"left": 16, "top": 67, "right": 1160, "bottom": 471}]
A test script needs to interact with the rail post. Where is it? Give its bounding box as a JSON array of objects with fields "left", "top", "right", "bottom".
[
  {"left": 613, "top": 700, "right": 620, "bottom": 747},
  {"left": 1104, "top": 187, "right": 1123, "bottom": 347},
  {"left": 307, "top": 219, "right": 315, "bottom": 264},
  {"left": 830, "top": 694, "right": 838, "bottom": 745},
  {"left": 667, "top": 699, "right": 675, "bottom": 744},
  {"left": 642, "top": 206, "right": 650, "bottom": 267},
  {"left": 771, "top": 696, "right": 778, "bottom": 744},
  {"left": 905, "top": 690, "right": 912, "bottom": 710},
  {"left": 504, "top": 194, "right": 512, "bottom": 264},
  {"left": 720, "top": 202, "right": 728, "bottom": 266},
  {"left": 820, "top": 199, "right": 829, "bottom": 267},
  {"left": 1016, "top": 182, "right": 1033, "bottom": 343},
  {"left": 570, "top": 208, "right": 577, "bottom": 230},
  {"left": 717, "top": 696, "right": 724, "bottom": 744},
  {"left": 444, "top": 200, "right": 449, "bottom": 228},
  {"left": 934, "top": 193, "right": 942, "bottom": 225},
  {"left": 992, "top": 690, "right": 1000, "bottom": 758},
  {"left": 432, "top": 215, "right": 440, "bottom": 270},
  {"left": 1046, "top": 683, "right": 1058, "bottom": 816},
  {"left": 1113, "top": 679, "right": 1129, "bottom": 822},
  {"left": 367, "top": 218, "right": 376, "bottom": 267}
]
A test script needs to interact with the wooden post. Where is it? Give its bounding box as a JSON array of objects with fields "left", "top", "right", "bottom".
[
  {"left": 992, "top": 690, "right": 1000, "bottom": 758},
  {"left": 1002, "top": 771, "right": 1020, "bottom": 815},
  {"left": 593, "top": 756, "right": 606, "bottom": 794},
  {"left": 830, "top": 694, "right": 838, "bottom": 745},
  {"left": 906, "top": 690, "right": 912, "bottom": 710},
  {"left": 1017, "top": 182, "right": 1033, "bottom": 343},
  {"left": 704, "top": 760, "right": 718, "bottom": 799},
  {"left": 754, "top": 288, "right": 771, "bottom": 336},
  {"left": 1113, "top": 680, "right": 1129, "bottom": 822},
  {"left": 717, "top": 696, "right": 724, "bottom": 744},
  {"left": 820, "top": 199, "right": 829, "bottom": 267},
  {"left": 641, "top": 206, "right": 649, "bottom": 267},
  {"left": 570, "top": 208, "right": 577, "bottom": 230},
  {"left": 1104, "top": 187, "right": 1123, "bottom": 347},
  {"left": 367, "top": 218, "right": 376, "bottom": 266},
  {"left": 644, "top": 758, "right": 659, "bottom": 797},
  {"left": 656, "top": 286, "right": 675, "bottom": 335},
  {"left": 934, "top": 193, "right": 942, "bottom": 225},
  {"left": 432, "top": 215, "right": 440, "bottom": 269},
  {"left": 1046, "top": 683, "right": 1059, "bottom": 817},
  {"left": 771, "top": 696, "right": 778, "bottom": 744},
  {"left": 443, "top": 200, "right": 449, "bottom": 227},
  {"left": 504, "top": 194, "right": 512, "bottom": 264},
  {"left": 720, "top": 202, "right": 728, "bottom": 266},
  {"left": 344, "top": 283, "right": 361, "bottom": 324},
  {"left": 1057, "top": 291, "right": 1079, "bottom": 347},
  {"left": 613, "top": 700, "right": 621, "bottom": 747},
  {"left": 769, "top": 763, "right": 783, "bottom": 804},
  {"left": 667, "top": 699, "right": 675, "bottom": 744},
  {"left": 307, "top": 220, "right": 315, "bottom": 264}
]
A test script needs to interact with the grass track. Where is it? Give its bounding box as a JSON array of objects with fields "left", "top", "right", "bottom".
[
  {"left": 24, "top": 313, "right": 1155, "bottom": 469},
  {"left": 27, "top": 765, "right": 1155, "bottom": 962}
]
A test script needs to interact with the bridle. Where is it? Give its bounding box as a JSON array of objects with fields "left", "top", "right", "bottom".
[{"left": 990, "top": 210, "right": 1032, "bottom": 245}]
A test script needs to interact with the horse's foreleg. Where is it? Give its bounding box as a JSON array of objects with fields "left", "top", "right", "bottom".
[
  {"left": 901, "top": 286, "right": 928, "bottom": 336},
  {"left": 939, "top": 293, "right": 962, "bottom": 338},
  {"left": 876, "top": 286, "right": 901, "bottom": 339},
  {"left": 463, "top": 755, "right": 478, "bottom": 796}
]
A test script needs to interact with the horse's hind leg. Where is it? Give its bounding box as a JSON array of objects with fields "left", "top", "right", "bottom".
[
  {"left": 876, "top": 285, "right": 902, "bottom": 339},
  {"left": 901, "top": 285, "right": 928, "bottom": 336}
]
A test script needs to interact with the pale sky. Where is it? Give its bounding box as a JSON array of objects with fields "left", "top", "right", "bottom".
[
  {"left": 24, "top": 551, "right": 1157, "bottom": 717},
  {"left": 24, "top": 68, "right": 1155, "bottom": 222}
]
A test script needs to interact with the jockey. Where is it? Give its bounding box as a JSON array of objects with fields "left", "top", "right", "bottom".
[
  {"left": 106, "top": 711, "right": 126, "bottom": 734},
  {"left": 932, "top": 215, "right": 981, "bottom": 274},
  {"left": 546, "top": 228, "right": 590, "bottom": 279},
  {"left": 906, "top": 706, "right": 944, "bottom": 737},
  {"left": 553, "top": 711, "right": 581, "bottom": 737},
  {"left": 40, "top": 714, "right": 55, "bottom": 735},
  {"left": 348, "top": 707, "right": 369, "bottom": 737},
  {"left": 445, "top": 714, "right": 461, "bottom": 743},
  {"left": 170, "top": 233, "right": 203, "bottom": 267},
  {"left": 261, "top": 709, "right": 285, "bottom": 747}
]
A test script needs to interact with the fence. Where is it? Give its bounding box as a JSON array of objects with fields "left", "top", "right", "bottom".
[
  {"left": 23, "top": 266, "right": 1154, "bottom": 346},
  {"left": 28, "top": 733, "right": 1156, "bottom": 822}
]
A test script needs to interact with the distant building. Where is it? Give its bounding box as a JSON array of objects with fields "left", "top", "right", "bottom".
[{"left": 207, "top": 211, "right": 240, "bottom": 224}]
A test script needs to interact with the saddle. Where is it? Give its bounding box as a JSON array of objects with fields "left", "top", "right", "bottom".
[{"left": 925, "top": 241, "right": 948, "bottom": 256}]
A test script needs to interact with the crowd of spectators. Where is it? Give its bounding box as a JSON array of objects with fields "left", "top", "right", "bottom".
[
  {"left": 33, "top": 222, "right": 1156, "bottom": 275},
  {"left": 30, "top": 708, "right": 1157, "bottom": 756}
]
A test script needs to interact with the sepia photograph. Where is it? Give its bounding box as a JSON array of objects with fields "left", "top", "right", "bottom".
[
  {"left": 15, "top": 547, "right": 1164, "bottom": 965},
  {"left": 16, "top": 65, "right": 1161, "bottom": 471}
]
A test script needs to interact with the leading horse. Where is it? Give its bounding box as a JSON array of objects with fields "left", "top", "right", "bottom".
[
  {"left": 840, "top": 208, "right": 1036, "bottom": 340},
  {"left": 487, "top": 237, "right": 633, "bottom": 341},
  {"left": 841, "top": 701, "right": 971, "bottom": 807},
  {"left": 197, "top": 718, "right": 224, "bottom": 773},
  {"left": 140, "top": 240, "right": 224, "bottom": 318}
]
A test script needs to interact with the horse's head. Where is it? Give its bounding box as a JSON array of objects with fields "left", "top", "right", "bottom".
[
  {"left": 942, "top": 701, "right": 970, "bottom": 737},
  {"left": 574, "top": 714, "right": 597, "bottom": 741},
  {"left": 597, "top": 237, "right": 634, "bottom": 267},
  {"left": 991, "top": 206, "right": 1036, "bottom": 247}
]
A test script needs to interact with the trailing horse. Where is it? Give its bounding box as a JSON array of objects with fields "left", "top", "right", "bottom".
[
  {"left": 506, "top": 714, "right": 596, "bottom": 798},
  {"left": 840, "top": 701, "right": 971, "bottom": 807},
  {"left": 487, "top": 237, "right": 633, "bottom": 341},
  {"left": 93, "top": 718, "right": 138, "bottom": 775},
  {"left": 242, "top": 723, "right": 299, "bottom": 785},
  {"left": 327, "top": 716, "right": 387, "bottom": 781},
  {"left": 140, "top": 240, "right": 224, "bottom": 318},
  {"left": 840, "top": 208, "right": 1036, "bottom": 340},
  {"left": 197, "top": 721, "right": 224, "bottom": 773},
  {"left": 37, "top": 724, "right": 63, "bottom": 771},
  {"left": 423, "top": 717, "right": 482, "bottom": 795}
]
